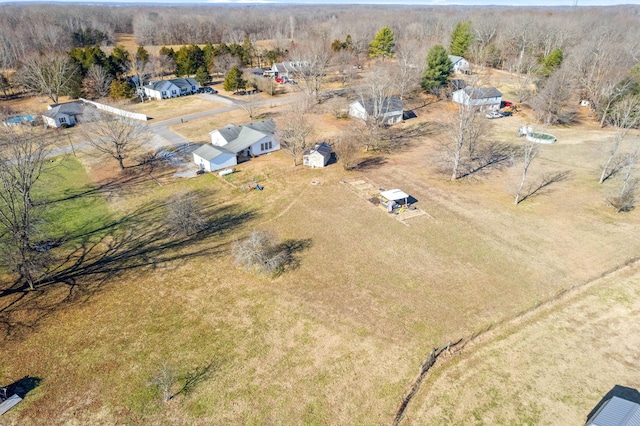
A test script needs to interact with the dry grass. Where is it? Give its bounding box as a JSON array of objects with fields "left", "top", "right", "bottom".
[
  {"left": 403, "top": 263, "right": 640, "bottom": 425},
  {"left": 124, "top": 97, "right": 227, "bottom": 122},
  {"left": 2, "top": 79, "right": 640, "bottom": 425}
]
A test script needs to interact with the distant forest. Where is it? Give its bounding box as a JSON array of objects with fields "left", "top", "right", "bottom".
[{"left": 1, "top": 3, "right": 639, "bottom": 126}]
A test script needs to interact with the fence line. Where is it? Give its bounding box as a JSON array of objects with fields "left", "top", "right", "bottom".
[
  {"left": 392, "top": 339, "right": 463, "bottom": 426},
  {"left": 79, "top": 98, "right": 148, "bottom": 122}
]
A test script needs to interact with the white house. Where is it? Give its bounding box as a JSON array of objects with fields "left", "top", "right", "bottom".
[
  {"left": 42, "top": 101, "right": 89, "bottom": 128},
  {"left": 194, "top": 118, "right": 279, "bottom": 172},
  {"left": 349, "top": 95, "right": 404, "bottom": 125},
  {"left": 270, "top": 61, "right": 309, "bottom": 79},
  {"left": 192, "top": 145, "right": 236, "bottom": 173},
  {"left": 142, "top": 78, "right": 199, "bottom": 100},
  {"left": 303, "top": 142, "right": 332, "bottom": 168},
  {"left": 449, "top": 55, "right": 470, "bottom": 74},
  {"left": 452, "top": 86, "right": 502, "bottom": 112}
]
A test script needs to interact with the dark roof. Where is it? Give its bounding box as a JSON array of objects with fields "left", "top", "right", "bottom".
[
  {"left": 462, "top": 86, "right": 502, "bottom": 99},
  {"left": 304, "top": 142, "right": 331, "bottom": 156},
  {"left": 356, "top": 96, "right": 404, "bottom": 115},
  {"left": 171, "top": 78, "right": 198, "bottom": 90},
  {"left": 144, "top": 80, "right": 173, "bottom": 92}
]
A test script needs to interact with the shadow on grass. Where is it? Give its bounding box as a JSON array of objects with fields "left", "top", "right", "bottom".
[
  {"left": 273, "top": 238, "right": 313, "bottom": 276},
  {"left": 4, "top": 376, "right": 42, "bottom": 399},
  {"left": 355, "top": 156, "right": 387, "bottom": 171},
  {"left": 0, "top": 200, "right": 257, "bottom": 340},
  {"left": 517, "top": 171, "right": 572, "bottom": 204}
]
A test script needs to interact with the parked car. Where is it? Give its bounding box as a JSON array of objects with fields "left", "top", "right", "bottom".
[
  {"left": 486, "top": 111, "right": 503, "bottom": 119},
  {"left": 500, "top": 111, "right": 513, "bottom": 117}
]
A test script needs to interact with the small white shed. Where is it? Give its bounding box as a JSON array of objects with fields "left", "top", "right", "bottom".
[{"left": 303, "top": 142, "right": 332, "bottom": 168}]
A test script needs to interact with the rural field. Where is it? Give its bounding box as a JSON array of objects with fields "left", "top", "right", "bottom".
[
  {"left": 1, "top": 3, "right": 640, "bottom": 423},
  {"left": 2, "top": 79, "right": 640, "bottom": 424}
]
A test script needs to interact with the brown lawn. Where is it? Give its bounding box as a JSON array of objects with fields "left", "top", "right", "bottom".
[{"left": 1, "top": 73, "right": 640, "bottom": 425}]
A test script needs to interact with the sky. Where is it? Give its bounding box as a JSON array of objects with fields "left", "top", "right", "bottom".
[{"left": 0, "top": 0, "right": 636, "bottom": 5}]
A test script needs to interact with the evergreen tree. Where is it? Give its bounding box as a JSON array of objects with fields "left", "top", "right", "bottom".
[
  {"left": 136, "top": 46, "right": 150, "bottom": 66},
  {"left": 109, "top": 45, "right": 131, "bottom": 77},
  {"left": 195, "top": 66, "right": 210, "bottom": 86},
  {"left": 450, "top": 21, "right": 473, "bottom": 57},
  {"left": 223, "top": 66, "right": 246, "bottom": 93},
  {"left": 422, "top": 45, "right": 452, "bottom": 93},
  {"left": 369, "top": 27, "right": 395, "bottom": 59},
  {"left": 175, "top": 45, "right": 205, "bottom": 77},
  {"left": 539, "top": 49, "right": 563, "bottom": 78},
  {"left": 109, "top": 79, "right": 134, "bottom": 100}
]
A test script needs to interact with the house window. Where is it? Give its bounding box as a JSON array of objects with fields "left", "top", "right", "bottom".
[
  {"left": 260, "top": 143, "right": 265, "bottom": 151},
  {"left": 192, "top": 86, "right": 196, "bottom": 91},
  {"left": 59, "top": 117, "right": 66, "bottom": 123},
  {"left": 162, "top": 91, "right": 166, "bottom": 96},
  {"left": 172, "top": 90, "right": 176, "bottom": 95},
  {"left": 268, "top": 141, "right": 272, "bottom": 149}
]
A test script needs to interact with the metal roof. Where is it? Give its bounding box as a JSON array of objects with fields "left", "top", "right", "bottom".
[
  {"left": 192, "top": 144, "right": 233, "bottom": 161},
  {"left": 587, "top": 397, "right": 640, "bottom": 426},
  {"left": 380, "top": 189, "right": 410, "bottom": 202},
  {"left": 355, "top": 96, "right": 404, "bottom": 115},
  {"left": 209, "top": 119, "right": 277, "bottom": 153}
]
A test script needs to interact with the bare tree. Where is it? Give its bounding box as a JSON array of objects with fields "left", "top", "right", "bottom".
[
  {"left": 531, "top": 67, "right": 574, "bottom": 126},
  {"left": 149, "top": 361, "right": 178, "bottom": 402},
  {"left": 130, "top": 56, "right": 153, "bottom": 103},
  {"left": 443, "top": 102, "right": 486, "bottom": 180},
  {"left": 599, "top": 96, "right": 640, "bottom": 184},
  {"left": 514, "top": 142, "right": 539, "bottom": 204},
  {"left": 166, "top": 191, "right": 206, "bottom": 236},
  {"left": 0, "top": 125, "right": 54, "bottom": 290},
  {"left": 290, "top": 42, "right": 332, "bottom": 99},
  {"left": 393, "top": 41, "right": 424, "bottom": 101},
  {"left": 608, "top": 145, "right": 640, "bottom": 213},
  {"left": 333, "top": 137, "right": 360, "bottom": 170},
  {"left": 232, "top": 230, "right": 287, "bottom": 275},
  {"left": 16, "top": 53, "right": 78, "bottom": 104},
  {"left": 83, "top": 109, "right": 151, "bottom": 170},
  {"left": 278, "top": 96, "right": 314, "bottom": 166},
  {"left": 82, "top": 64, "right": 112, "bottom": 100}
]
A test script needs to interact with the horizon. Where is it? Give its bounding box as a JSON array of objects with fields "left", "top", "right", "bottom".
[{"left": 0, "top": 0, "right": 636, "bottom": 6}]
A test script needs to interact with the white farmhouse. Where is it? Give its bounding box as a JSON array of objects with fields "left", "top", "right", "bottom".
[
  {"left": 193, "top": 118, "right": 279, "bottom": 172},
  {"left": 303, "top": 142, "right": 332, "bottom": 168},
  {"left": 452, "top": 86, "right": 502, "bottom": 112},
  {"left": 142, "top": 78, "right": 199, "bottom": 100},
  {"left": 349, "top": 96, "right": 404, "bottom": 126},
  {"left": 448, "top": 55, "right": 470, "bottom": 74}
]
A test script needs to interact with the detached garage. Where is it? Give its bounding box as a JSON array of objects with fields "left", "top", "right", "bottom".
[{"left": 192, "top": 144, "right": 236, "bottom": 172}]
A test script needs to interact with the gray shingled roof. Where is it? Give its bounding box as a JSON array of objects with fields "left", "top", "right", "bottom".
[
  {"left": 144, "top": 80, "right": 172, "bottom": 92},
  {"left": 171, "top": 78, "right": 198, "bottom": 91},
  {"left": 42, "top": 101, "right": 86, "bottom": 119},
  {"left": 357, "top": 96, "right": 404, "bottom": 115},
  {"left": 305, "top": 142, "right": 331, "bottom": 156},
  {"left": 210, "top": 118, "right": 276, "bottom": 152},
  {"left": 462, "top": 86, "right": 502, "bottom": 99},
  {"left": 193, "top": 144, "right": 233, "bottom": 161},
  {"left": 223, "top": 126, "right": 269, "bottom": 153}
]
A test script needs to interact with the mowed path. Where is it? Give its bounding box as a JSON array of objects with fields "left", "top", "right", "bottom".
[{"left": 402, "top": 259, "right": 640, "bottom": 425}]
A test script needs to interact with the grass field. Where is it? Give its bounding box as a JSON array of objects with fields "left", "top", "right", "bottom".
[{"left": 2, "top": 75, "right": 640, "bottom": 425}]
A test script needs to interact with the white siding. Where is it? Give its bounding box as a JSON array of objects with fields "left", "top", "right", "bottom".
[
  {"left": 349, "top": 102, "right": 368, "bottom": 121},
  {"left": 210, "top": 131, "right": 228, "bottom": 146},
  {"left": 248, "top": 136, "right": 279, "bottom": 156},
  {"left": 193, "top": 151, "right": 237, "bottom": 172}
]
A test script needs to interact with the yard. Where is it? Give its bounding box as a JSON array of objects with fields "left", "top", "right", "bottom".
[{"left": 1, "top": 78, "right": 640, "bottom": 425}]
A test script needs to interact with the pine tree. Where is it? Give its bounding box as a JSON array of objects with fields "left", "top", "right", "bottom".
[
  {"left": 539, "top": 49, "right": 563, "bottom": 78},
  {"left": 369, "top": 27, "right": 395, "bottom": 59},
  {"left": 109, "top": 79, "right": 134, "bottom": 100},
  {"left": 223, "top": 66, "right": 246, "bottom": 93},
  {"left": 450, "top": 21, "right": 473, "bottom": 57},
  {"left": 195, "top": 66, "right": 210, "bottom": 86},
  {"left": 422, "top": 45, "right": 452, "bottom": 93}
]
